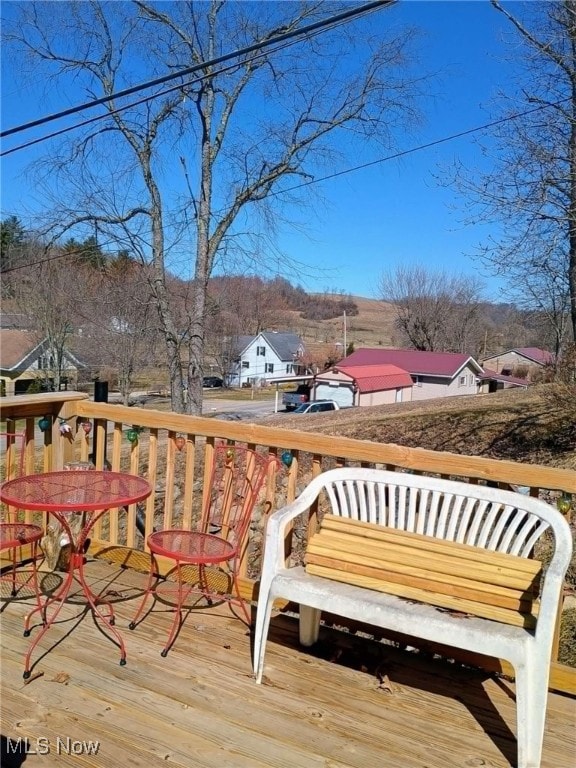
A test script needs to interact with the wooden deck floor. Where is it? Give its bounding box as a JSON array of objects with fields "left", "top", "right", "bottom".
[{"left": 1, "top": 558, "right": 574, "bottom": 768}]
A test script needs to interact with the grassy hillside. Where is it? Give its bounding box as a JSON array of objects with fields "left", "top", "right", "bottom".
[
  {"left": 263, "top": 384, "right": 576, "bottom": 471},
  {"left": 283, "top": 296, "right": 397, "bottom": 349}
]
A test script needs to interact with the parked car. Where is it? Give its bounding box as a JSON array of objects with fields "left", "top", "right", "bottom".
[
  {"left": 292, "top": 400, "right": 340, "bottom": 414},
  {"left": 282, "top": 383, "right": 311, "bottom": 411},
  {"left": 203, "top": 376, "right": 223, "bottom": 388}
]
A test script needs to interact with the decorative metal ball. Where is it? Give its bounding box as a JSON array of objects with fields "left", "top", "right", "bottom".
[
  {"left": 126, "top": 427, "right": 139, "bottom": 444},
  {"left": 281, "top": 450, "right": 293, "bottom": 468},
  {"left": 38, "top": 416, "right": 51, "bottom": 433},
  {"left": 557, "top": 493, "right": 572, "bottom": 515},
  {"left": 175, "top": 435, "right": 186, "bottom": 451}
]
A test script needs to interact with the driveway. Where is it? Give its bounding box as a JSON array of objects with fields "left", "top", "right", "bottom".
[{"left": 203, "top": 397, "right": 278, "bottom": 421}]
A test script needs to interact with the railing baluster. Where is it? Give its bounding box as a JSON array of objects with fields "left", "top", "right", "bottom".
[{"left": 182, "top": 435, "right": 196, "bottom": 530}]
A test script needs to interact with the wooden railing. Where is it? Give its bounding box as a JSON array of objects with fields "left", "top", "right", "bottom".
[{"left": 1, "top": 392, "right": 575, "bottom": 693}]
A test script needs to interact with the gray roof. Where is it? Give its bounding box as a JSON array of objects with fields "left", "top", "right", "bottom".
[
  {"left": 0, "top": 313, "right": 32, "bottom": 330},
  {"left": 236, "top": 332, "right": 304, "bottom": 361}
]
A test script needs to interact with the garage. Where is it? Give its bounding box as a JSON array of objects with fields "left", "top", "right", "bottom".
[
  {"left": 313, "top": 363, "right": 413, "bottom": 407},
  {"left": 314, "top": 381, "right": 354, "bottom": 408}
]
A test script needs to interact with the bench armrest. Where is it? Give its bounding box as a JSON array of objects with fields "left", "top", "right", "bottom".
[{"left": 262, "top": 480, "right": 324, "bottom": 574}]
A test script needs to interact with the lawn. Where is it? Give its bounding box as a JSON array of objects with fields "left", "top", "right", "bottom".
[{"left": 263, "top": 383, "right": 576, "bottom": 471}]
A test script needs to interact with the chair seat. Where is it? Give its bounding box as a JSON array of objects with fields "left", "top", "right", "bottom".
[
  {"left": 147, "top": 530, "right": 236, "bottom": 564},
  {"left": 129, "top": 445, "right": 279, "bottom": 656},
  {"left": 0, "top": 523, "right": 44, "bottom": 550}
]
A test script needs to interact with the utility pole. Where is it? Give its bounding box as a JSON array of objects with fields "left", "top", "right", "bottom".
[{"left": 343, "top": 311, "right": 347, "bottom": 354}]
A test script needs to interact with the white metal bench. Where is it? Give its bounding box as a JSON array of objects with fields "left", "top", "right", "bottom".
[{"left": 253, "top": 468, "right": 573, "bottom": 768}]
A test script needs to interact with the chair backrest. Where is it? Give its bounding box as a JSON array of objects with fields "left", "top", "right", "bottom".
[
  {"left": 1, "top": 431, "right": 27, "bottom": 524},
  {"left": 200, "top": 445, "right": 278, "bottom": 545},
  {"left": 0, "top": 431, "right": 26, "bottom": 483}
]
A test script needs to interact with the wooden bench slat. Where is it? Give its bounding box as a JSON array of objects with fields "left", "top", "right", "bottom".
[
  {"left": 306, "top": 514, "right": 542, "bottom": 628},
  {"left": 306, "top": 550, "right": 536, "bottom": 612},
  {"left": 320, "top": 515, "right": 541, "bottom": 575},
  {"left": 310, "top": 529, "right": 541, "bottom": 591},
  {"left": 305, "top": 562, "right": 538, "bottom": 629}
]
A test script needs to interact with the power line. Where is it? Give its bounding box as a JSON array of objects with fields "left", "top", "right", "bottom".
[
  {"left": 272, "top": 97, "right": 572, "bottom": 196},
  {"left": 1, "top": 18, "right": 351, "bottom": 158},
  {"left": 1, "top": 0, "right": 394, "bottom": 140},
  {"left": 1, "top": 52, "right": 268, "bottom": 158},
  {"left": 2, "top": 97, "right": 569, "bottom": 276}
]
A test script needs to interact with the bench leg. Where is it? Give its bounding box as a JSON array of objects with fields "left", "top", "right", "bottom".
[
  {"left": 515, "top": 657, "right": 549, "bottom": 768},
  {"left": 299, "top": 605, "right": 321, "bottom": 646},
  {"left": 253, "top": 590, "right": 275, "bottom": 684}
]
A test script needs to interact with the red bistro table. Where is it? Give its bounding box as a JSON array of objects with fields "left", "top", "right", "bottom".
[{"left": 0, "top": 470, "right": 152, "bottom": 678}]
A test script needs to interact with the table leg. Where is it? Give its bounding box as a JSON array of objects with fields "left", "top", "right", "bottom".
[{"left": 22, "top": 510, "right": 127, "bottom": 679}]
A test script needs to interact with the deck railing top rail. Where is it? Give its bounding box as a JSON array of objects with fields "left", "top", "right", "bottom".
[{"left": 1, "top": 392, "right": 575, "bottom": 493}]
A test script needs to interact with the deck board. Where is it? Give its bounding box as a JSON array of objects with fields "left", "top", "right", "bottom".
[{"left": 1, "top": 558, "right": 574, "bottom": 768}]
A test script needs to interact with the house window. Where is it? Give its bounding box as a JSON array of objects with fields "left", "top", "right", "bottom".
[
  {"left": 38, "top": 354, "right": 54, "bottom": 370},
  {"left": 265, "top": 363, "right": 274, "bottom": 373},
  {"left": 285, "top": 364, "right": 293, "bottom": 374},
  {"left": 459, "top": 375, "right": 466, "bottom": 386},
  {"left": 241, "top": 361, "right": 249, "bottom": 369},
  {"left": 256, "top": 346, "right": 266, "bottom": 356},
  {"left": 413, "top": 376, "right": 422, "bottom": 387}
]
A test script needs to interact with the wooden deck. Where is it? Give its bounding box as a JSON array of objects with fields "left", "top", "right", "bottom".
[{"left": 1, "top": 558, "right": 574, "bottom": 768}]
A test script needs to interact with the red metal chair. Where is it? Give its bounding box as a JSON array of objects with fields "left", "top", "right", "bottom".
[
  {"left": 0, "top": 432, "right": 43, "bottom": 608},
  {"left": 129, "top": 444, "right": 278, "bottom": 656}
]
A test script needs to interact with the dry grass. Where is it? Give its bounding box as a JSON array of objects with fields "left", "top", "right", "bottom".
[
  {"left": 261, "top": 384, "right": 576, "bottom": 471},
  {"left": 281, "top": 296, "right": 397, "bottom": 348}
]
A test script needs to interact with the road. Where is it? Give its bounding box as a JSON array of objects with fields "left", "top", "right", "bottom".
[
  {"left": 115, "top": 391, "right": 285, "bottom": 422},
  {"left": 202, "top": 396, "right": 281, "bottom": 421}
]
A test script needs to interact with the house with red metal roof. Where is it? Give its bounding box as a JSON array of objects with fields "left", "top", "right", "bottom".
[
  {"left": 339, "top": 349, "right": 483, "bottom": 401},
  {"left": 313, "top": 364, "right": 414, "bottom": 408},
  {"left": 477, "top": 368, "right": 529, "bottom": 393},
  {"left": 480, "top": 347, "right": 554, "bottom": 380}
]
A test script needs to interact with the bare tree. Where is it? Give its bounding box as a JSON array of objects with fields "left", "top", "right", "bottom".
[
  {"left": 378, "top": 265, "right": 485, "bottom": 353},
  {"left": 451, "top": 1, "right": 576, "bottom": 355},
  {"left": 77, "top": 256, "right": 158, "bottom": 405},
  {"left": 5, "top": 1, "right": 423, "bottom": 413},
  {"left": 13, "top": 243, "right": 83, "bottom": 391}
]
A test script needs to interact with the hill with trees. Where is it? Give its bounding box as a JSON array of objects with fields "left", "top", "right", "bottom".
[{"left": 1, "top": 217, "right": 570, "bottom": 401}]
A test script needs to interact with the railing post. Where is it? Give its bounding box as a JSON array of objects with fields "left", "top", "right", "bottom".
[
  {"left": 91, "top": 381, "right": 108, "bottom": 467},
  {"left": 53, "top": 400, "right": 79, "bottom": 470}
]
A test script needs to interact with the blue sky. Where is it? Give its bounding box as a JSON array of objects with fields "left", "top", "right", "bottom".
[
  {"left": 1, "top": 1, "right": 524, "bottom": 301},
  {"left": 275, "top": 0, "right": 522, "bottom": 300}
]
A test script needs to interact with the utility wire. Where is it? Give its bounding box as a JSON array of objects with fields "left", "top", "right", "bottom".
[
  {"left": 272, "top": 96, "right": 573, "bottom": 196},
  {"left": 1, "top": 17, "right": 350, "bottom": 158},
  {"left": 0, "top": 0, "right": 394, "bottom": 140},
  {"left": 2, "top": 96, "right": 568, "bottom": 276}
]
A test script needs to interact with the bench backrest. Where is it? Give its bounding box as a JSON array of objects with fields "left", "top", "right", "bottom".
[
  {"left": 302, "top": 468, "right": 572, "bottom": 632},
  {"left": 317, "top": 468, "right": 567, "bottom": 557}
]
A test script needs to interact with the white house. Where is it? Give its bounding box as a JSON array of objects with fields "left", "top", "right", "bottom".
[{"left": 228, "top": 332, "right": 305, "bottom": 387}]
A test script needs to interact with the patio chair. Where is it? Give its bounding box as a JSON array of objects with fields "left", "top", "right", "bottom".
[
  {"left": 129, "top": 444, "right": 278, "bottom": 656},
  {"left": 0, "top": 432, "right": 43, "bottom": 608}
]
